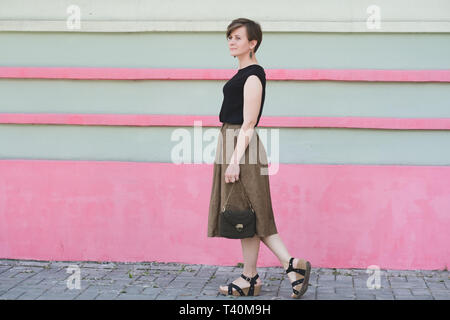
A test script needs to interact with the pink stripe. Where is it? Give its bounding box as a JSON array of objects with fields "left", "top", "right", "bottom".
[
  {"left": 0, "top": 160, "right": 448, "bottom": 269},
  {"left": 271, "top": 68, "right": 450, "bottom": 82},
  {"left": 0, "top": 66, "right": 450, "bottom": 82},
  {"left": 0, "top": 113, "right": 449, "bottom": 129}
]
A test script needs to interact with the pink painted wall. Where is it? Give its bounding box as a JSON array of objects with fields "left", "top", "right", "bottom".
[{"left": 1, "top": 159, "right": 448, "bottom": 270}]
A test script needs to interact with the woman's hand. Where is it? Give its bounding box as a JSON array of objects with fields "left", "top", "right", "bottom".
[{"left": 224, "top": 163, "right": 240, "bottom": 183}]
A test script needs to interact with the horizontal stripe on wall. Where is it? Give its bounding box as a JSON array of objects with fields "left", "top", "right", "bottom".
[
  {"left": 1, "top": 67, "right": 450, "bottom": 82},
  {"left": 1, "top": 114, "right": 450, "bottom": 130},
  {"left": 1, "top": 32, "right": 450, "bottom": 70},
  {"left": 1, "top": 124, "right": 449, "bottom": 165},
  {"left": 1, "top": 159, "right": 449, "bottom": 269},
  {"left": 1, "top": 0, "right": 450, "bottom": 33},
  {"left": 2, "top": 79, "right": 450, "bottom": 119},
  {"left": 2, "top": 20, "right": 450, "bottom": 33}
]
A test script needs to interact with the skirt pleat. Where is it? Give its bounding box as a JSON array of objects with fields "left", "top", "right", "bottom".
[{"left": 207, "top": 122, "right": 278, "bottom": 238}]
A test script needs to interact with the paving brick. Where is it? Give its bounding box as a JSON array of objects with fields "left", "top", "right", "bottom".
[
  {"left": 388, "top": 276, "right": 408, "bottom": 282},
  {"left": 409, "top": 295, "right": 434, "bottom": 300},
  {"left": 316, "top": 294, "right": 338, "bottom": 300},
  {"left": 355, "top": 294, "right": 376, "bottom": 300},
  {"left": 94, "top": 291, "right": 121, "bottom": 300},
  {"left": 317, "top": 268, "right": 335, "bottom": 275},
  {"left": 36, "top": 295, "right": 76, "bottom": 300},
  {"left": 16, "top": 275, "right": 46, "bottom": 286},
  {"left": 336, "top": 275, "right": 353, "bottom": 282},
  {"left": 115, "top": 294, "right": 155, "bottom": 300},
  {"left": 411, "top": 288, "right": 432, "bottom": 296},
  {"left": 80, "top": 262, "right": 117, "bottom": 269},
  {"left": 335, "top": 287, "right": 355, "bottom": 295},
  {"left": 318, "top": 274, "right": 335, "bottom": 281},
  {"left": 15, "top": 289, "right": 48, "bottom": 300},
  {"left": 176, "top": 293, "right": 197, "bottom": 300},
  {"left": 185, "top": 281, "right": 207, "bottom": 289},
  {"left": 81, "top": 270, "right": 114, "bottom": 279},
  {"left": 390, "top": 281, "right": 427, "bottom": 289},
  {"left": 155, "top": 293, "right": 178, "bottom": 300},
  {"left": 0, "top": 282, "right": 20, "bottom": 291},
  {"left": 0, "top": 266, "right": 13, "bottom": 274},
  {"left": 394, "top": 295, "right": 424, "bottom": 300},
  {"left": 429, "top": 290, "right": 450, "bottom": 300},
  {"left": 0, "top": 260, "right": 18, "bottom": 266},
  {"left": 73, "top": 288, "right": 101, "bottom": 300},
  {"left": 167, "top": 279, "right": 189, "bottom": 287},
  {"left": 120, "top": 285, "right": 144, "bottom": 294},
  {"left": 433, "top": 295, "right": 449, "bottom": 300},
  {"left": 200, "top": 289, "right": 219, "bottom": 296},
  {"left": 0, "top": 288, "right": 26, "bottom": 299},
  {"left": 392, "top": 288, "right": 412, "bottom": 295},
  {"left": 335, "top": 295, "right": 356, "bottom": 300},
  {"left": 353, "top": 278, "right": 371, "bottom": 288},
  {"left": 142, "top": 287, "right": 163, "bottom": 295},
  {"left": 316, "top": 287, "right": 335, "bottom": 294},
  {"left": 31, "top": 270, "right": 69, "bottom": 280},
  {"left": 148, "top": 263, "right": 186, "bottom": 271},
  {"left": 195, "top": 271, "right": 216, "bottom": 279},
  {"left": 375, "top": 296, "right": 395, "bottom": 300},
  {"left": 426, "top": 282, "right": 445, "bottom": 291},
  {"left": 48, "top": 262, "right": 80, "bottom": 270}
]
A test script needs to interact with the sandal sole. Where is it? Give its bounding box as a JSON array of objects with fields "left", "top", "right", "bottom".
[
  {"left": 292, "top": 260, "right": 311, "bottom": 299},
  {"left": 219, "top": 284, "right": 262, "bottom": 296}
]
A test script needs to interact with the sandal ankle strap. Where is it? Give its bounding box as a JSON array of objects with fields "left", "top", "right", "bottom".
[
  {"left": 285, "top": 257, "right": 306, "bottom": 276},
  {"left": 240, "top": 273, "right": 259, "bottom": 284},
  {"left": 240, "top": 273, "right": 259, "bottom": 296},
  {"left": 285, "top": 257, "right": 295, "bottom": 273}
]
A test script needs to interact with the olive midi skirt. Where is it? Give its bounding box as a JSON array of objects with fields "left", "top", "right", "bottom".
[{"left": 207, "top": 122, "right": 278, "bottom": 238}]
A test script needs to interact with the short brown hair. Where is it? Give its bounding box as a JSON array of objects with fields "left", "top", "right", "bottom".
[{"left": 226, "top": 18, "right": 263, "bottom": 53}]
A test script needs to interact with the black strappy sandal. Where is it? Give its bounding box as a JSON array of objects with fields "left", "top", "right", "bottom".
[
  {"left": 219, "top": 273, "right": 262, "bottom": 296},
  {"left": 285, "top": 257, "right": 311, "bottom": 298}
]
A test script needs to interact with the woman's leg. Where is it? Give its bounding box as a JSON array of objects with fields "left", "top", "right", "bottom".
[
  {"left": 259, "top": 233, "right": 292, "bottom": 270},
  {"left": 240, "top": 234, "right": 261, "bottom": 277},
  {"left": 219, "top": 234, "right": 262, "bottom": 293},
  {"left": 260, "top": 233, "right": 312, "bottom": 298}
]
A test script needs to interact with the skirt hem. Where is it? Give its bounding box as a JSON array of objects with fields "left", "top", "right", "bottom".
[{"left": 207, "top": 231, "right": 278, "bottom": 239}]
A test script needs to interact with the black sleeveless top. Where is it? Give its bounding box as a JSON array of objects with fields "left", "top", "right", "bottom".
[{"left": 219, "top": 64, "right": 266, "bottom": 127}]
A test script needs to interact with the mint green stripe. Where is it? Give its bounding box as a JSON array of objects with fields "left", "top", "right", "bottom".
[
  {"left": 1, "top": 79, "right": 450, "bottom": 118},
  {"left": 0, "top": 125, "right": 449, "bottom": 165},
  {"left": 0, "top": 32, "right": 449, "bottom": 69}
]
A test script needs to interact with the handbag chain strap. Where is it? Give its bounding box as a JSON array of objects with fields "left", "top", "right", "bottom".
[{"left": 222, "top": 180, "right": 254, "bottom": 212}]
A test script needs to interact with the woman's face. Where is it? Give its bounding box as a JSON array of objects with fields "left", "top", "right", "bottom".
[{"left": 227, "top": 26, "right": 253, "bottom": 57}]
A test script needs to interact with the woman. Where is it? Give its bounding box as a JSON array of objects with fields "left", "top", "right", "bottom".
[{"left": 207, "top": 18, "right": 312, "bottom": 299}]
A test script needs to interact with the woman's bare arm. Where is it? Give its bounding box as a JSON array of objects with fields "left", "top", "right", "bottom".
[{"left": 229, "top": 75, "right": 262, "bottom": 166}]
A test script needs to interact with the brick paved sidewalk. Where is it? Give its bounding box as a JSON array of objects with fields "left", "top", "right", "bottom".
[{"left": 0, "top": 259, "right": 448, "bottom": 300}]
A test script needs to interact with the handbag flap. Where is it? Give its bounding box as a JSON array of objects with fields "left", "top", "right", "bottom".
[{"left": 223, "top": 209, "right": 255, "bottom": 225}]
